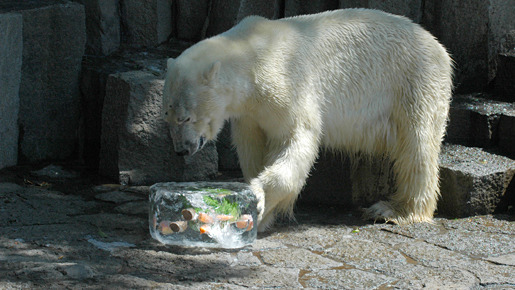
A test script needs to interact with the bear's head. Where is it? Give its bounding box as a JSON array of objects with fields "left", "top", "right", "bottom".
[{"left": 162, "top": 57, "right": 226, "bottom": 156}]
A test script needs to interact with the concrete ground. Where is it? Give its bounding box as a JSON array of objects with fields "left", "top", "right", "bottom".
[{"left": 0, "top": 165, "right": 514, "bottom": 289}]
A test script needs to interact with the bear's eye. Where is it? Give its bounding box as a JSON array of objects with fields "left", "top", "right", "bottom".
[{"left": 177, "top": 117, "right": 191, "bottom": 124}]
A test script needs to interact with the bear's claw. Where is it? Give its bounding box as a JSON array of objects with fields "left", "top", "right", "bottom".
[{"left": 363, "top": 201, "right": 397, "bottom": 224}]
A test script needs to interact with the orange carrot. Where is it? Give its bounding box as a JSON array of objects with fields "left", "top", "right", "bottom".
[
  {"left": 198, "top": 213, "right": 214, "bottom": 224},
  {"left": 236, "top": 220, "right": 248, "bottom": 229},
  {"left": 216, "top": 214, "right": 234, "bottom": 221},
  {"left": 199, "top": 224, "right": 210, "bottom": 235}
]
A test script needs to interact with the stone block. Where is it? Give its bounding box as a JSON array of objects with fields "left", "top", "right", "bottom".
[
  {"left": 339, "top": 0, "right": 423, "bottom": 23},
  {"left": 423, "top": 0, "right": 515, "bottom": 92},
  {"left": 99, "top": 69, "right": 218, "bottom": 185},
  {"left": 216, "top": 122, "right": 240, "bottom": 171},
  {"left": 445, "top": 94, "right": 514, "bottom": 148},
  {"left": 350, "top": 157, "right": 395, "bottom": 207},
  {"left": 303, "top": 154, "right": 394, "bottom": 209},
  {"left": 494, "top": 52, "right": 515, "bottom": 102},
  {"left": 487, "top": 1, "right": 515, "bottom": 81},
  {"left": 205, "top": 0, "right": 240, "bottom": 37},
  {"left": 74, "top": 0, "right": 120, "bottom": 55},
  {"left": 298, "top": 151, "right": 353, "bottom": 207},
  {"left": 80, "top": 56, "right": 137, "bottom": 168},
  {"left": 438, "top": 144, "right": 515, "bottom": 217},
  {"left": 300, "top": 154, "right": 396, "bottom": 209},
  {"left": 0, "top": 13, "right": 22, "bottom": 169},
  {"left": 121, "top": 0, "right": 172, "bottom": 47},
  {"left": 175, "top": 0, "right": 209, "bottom": 41},
  {"left": 498, "top": 110, "right": 515, "bottom": 159},
  {"left": 285, "top": 0, "right": 339, "bottom": 17},
  {"left": 236, "top": 0, "right": 282, "bottom": 23},
  {"left": 0, "top": 2, "right": 87, "bottom": 163}
]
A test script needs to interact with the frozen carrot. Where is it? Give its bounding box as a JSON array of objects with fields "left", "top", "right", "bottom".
[
  {"left": 236, "top": 220, "right": 248, "bottom": 229},
  {"left": 170, "top": 221, "right": 188, "bottom": 233},
  {"left": 199, "top": 224, "right": 210, "bottom": 235},
  {"left": 216, "top": 214, "right": 234, "bottom": 221},
  {"left": 198, "top": 212, "right": 214, "bottom": 224},
  {"left": 181, "top": 208, "right": 196, "bottom": 221}
]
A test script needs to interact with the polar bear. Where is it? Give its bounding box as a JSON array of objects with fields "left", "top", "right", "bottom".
[{"left": 162, "top": 9, "right": 453, "bottom": 232}]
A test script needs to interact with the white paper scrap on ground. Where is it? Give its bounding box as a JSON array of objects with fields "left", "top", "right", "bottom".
[{"left": 87, "top": 237, "right": 136, "bottom": 252}]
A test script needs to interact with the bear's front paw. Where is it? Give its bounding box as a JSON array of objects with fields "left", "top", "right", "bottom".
[
  {"left": 363, "top": 201, "right": 397, "bottom": 224},
  {"left": 249, "top": 179, "right": 266, "bottom": 228},
  {"left": 257, "top": 212, "right": 276, "bottom": 232}
]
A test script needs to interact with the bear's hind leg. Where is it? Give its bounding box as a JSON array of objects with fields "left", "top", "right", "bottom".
[{"left": 364, "top": 125, "right": 442, "bottom": 224}]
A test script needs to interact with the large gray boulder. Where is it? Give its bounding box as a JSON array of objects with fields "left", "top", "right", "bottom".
[
  {"left": 121, "top": 0, "right": 172, "bottom": 47},
  {"left": 438, "top": 144, "right": 515, "bottom": 217},
  {"left": 99, "top": 69, "right": 218, "bottom": 185},
  {"left": 1, "top": 1, "right": 86, "bottom": 163},
  {"left": 0, "top": 13, "right": 22, "bottom": 169}
]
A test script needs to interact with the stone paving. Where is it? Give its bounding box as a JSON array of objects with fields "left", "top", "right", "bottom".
[{"left": 0, "top": 166, "right": 514, "bottom": 289}]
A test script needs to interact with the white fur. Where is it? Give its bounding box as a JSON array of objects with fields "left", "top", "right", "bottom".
[{"left": 162, "top": 9, "right": 453, "bottom": 232}]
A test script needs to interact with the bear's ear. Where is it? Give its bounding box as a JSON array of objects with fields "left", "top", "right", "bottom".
[
  {"left": 204, "top": 61, "right": 221, "bottom": 84},
  {"left": 167, "top": 58, "right": 175, "bottom": 69}
]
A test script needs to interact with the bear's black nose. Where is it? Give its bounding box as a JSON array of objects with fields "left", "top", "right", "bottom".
[{"left": 176, "top": 150, "right": 190, "bottom": 156}]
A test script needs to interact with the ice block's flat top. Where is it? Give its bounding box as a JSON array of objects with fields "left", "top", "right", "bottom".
[{"left": 150, "top": 181, "right": 252, "bottom": 195}]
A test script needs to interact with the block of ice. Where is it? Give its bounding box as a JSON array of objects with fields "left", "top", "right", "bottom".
[{"left": 149, "top": 182, "right": 257, "bottom": 248}]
